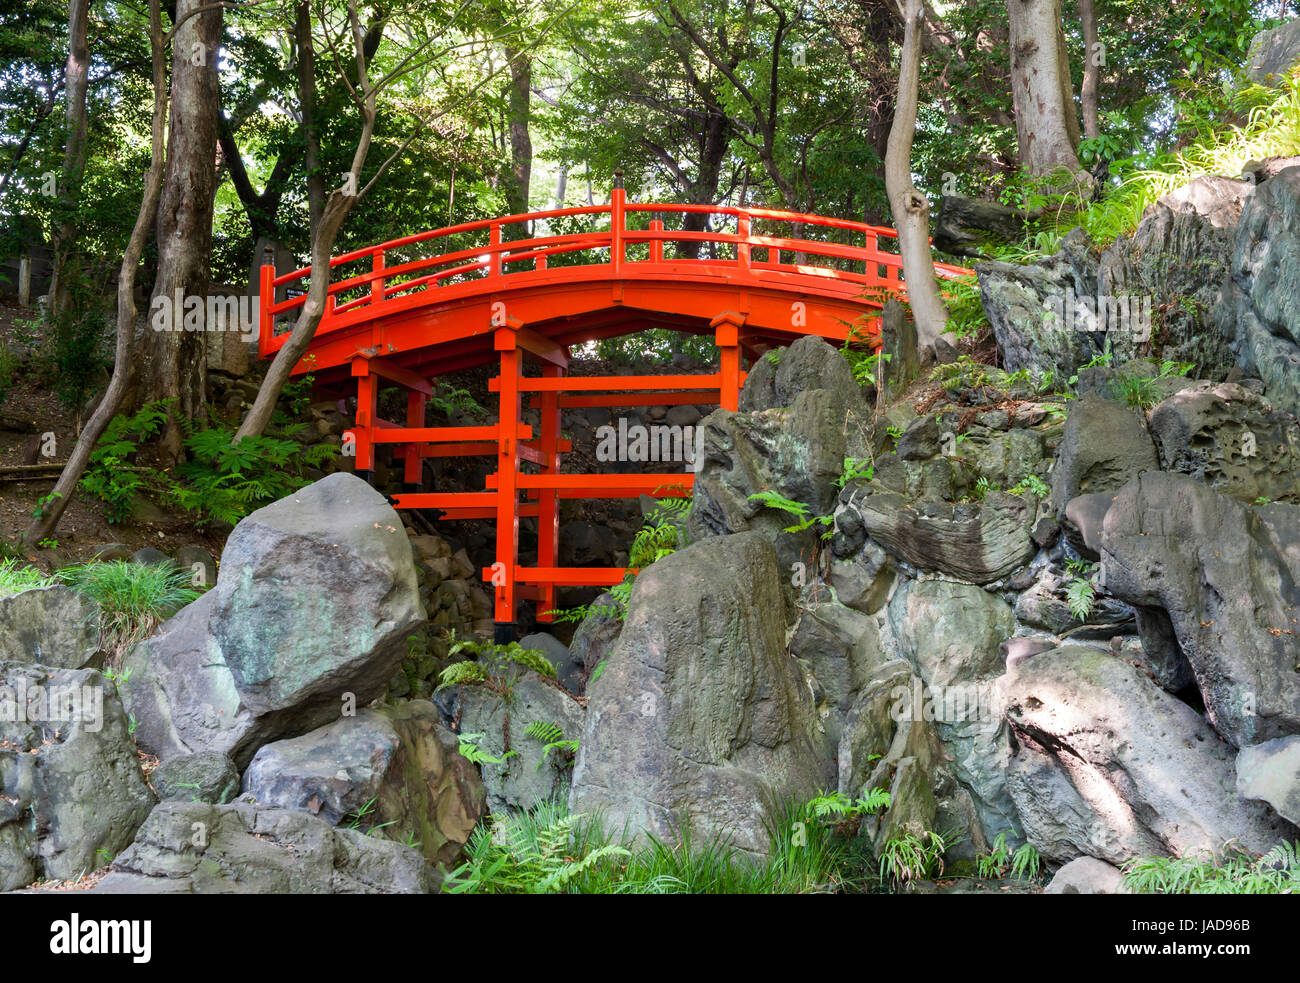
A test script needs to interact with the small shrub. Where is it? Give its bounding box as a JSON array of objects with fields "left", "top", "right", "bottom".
[
  {"left": 0, "top": 558, "right": 51, "bottom": 599},
  {"left": 58, "top": 560, "right": 202, "bottom": 664}
]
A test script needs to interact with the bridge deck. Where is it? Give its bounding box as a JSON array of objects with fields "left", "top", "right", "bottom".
[{"left": 259, "top": 189, "right": 970, "bottom": 633}]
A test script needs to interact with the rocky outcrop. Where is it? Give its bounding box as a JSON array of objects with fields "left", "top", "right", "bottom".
[
  {"left": 980, "top": 177, "right": 1250, "bottom": 378},
  {"left": 242, "top": 700, "right": 484, "bottom": 867},
  {"left": 93, "top": 801, "right": 438, "bottom": 894},
  {"left": 1044, "top": 857, "right": 1127, "bottom": 895},
  {"left": 1101, "top": 472, "right": 1300, "bottom": 747},
  {"left": 1246, "top": 18, "right": 1300, "bottom": 87},
  {"left": 452, "top": 675, "right": 584, "bottom": 814},
  {"left": 0, "top": 585, "right": 101, "bottom": 668},
  {"left": 1216, "top": 166, "right": 1300, "bottom": 416},
  {"left": 150, "top": 752, "right": 240, "bottom": 805},
  {"left": 1049, "top": 393, "right": 1158, "bottom": 515},
  {"left": 0, "top": 663, "right": 155, "bottom": 891},
  {"left": 841, "top": 489, "right": 1036, "bottom": 585},
  {"left": 1001, "top": 645, "right": 1293, "bottom": 865},
  {"left": 1149, "top": 381, "right": 1300, "bottom": 504},
  {"left": 789, "top": 601, "right": 883, "bottom": 747},
  {"left": 570, "top": 532, "right": 832, "bottom": 856},
  {"left": 738, "top": 334, "right": 866, "bottom": 417},
  {"left": 1236, "top": 736, "right": 1300, "bottom": 826},
  {"left": 886, "top": 580, "right": 1020, "bottom": 843},
  {"left": 690, "top": 391, "right": 855, "bottom": 571},
  {"left": 122, "top": 473, "right": 426, "bottom": 768}
]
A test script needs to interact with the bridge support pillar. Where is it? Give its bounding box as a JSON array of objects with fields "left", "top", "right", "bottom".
[
  {"left": 711, "top": 310, "right": 746, "bottom": 411},
  {"left": 534, "top": 361, "right": 564, "bottom": 622},
  {"left": 492, "top": 327, "right": 522, "bottom": 625}
]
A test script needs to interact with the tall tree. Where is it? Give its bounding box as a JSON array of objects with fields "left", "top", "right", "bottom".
[
  {"left": 46, "top": 0, "right": 90, "bottom": 324},
  {"left": 138, "top": 0, "right": 224, "bottom": 460},
  {"left": 24, "top": 0, "right": 168, "bottom": 547},
  {"left": 1006, "top": 0, "right": 1089, "bottom": 186},
  {"left": 886, "top": 0, "right": 947, "bottom": 352}
]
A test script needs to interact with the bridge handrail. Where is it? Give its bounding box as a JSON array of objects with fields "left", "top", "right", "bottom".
[{"left": 259, "top": 191, "right": 971, "bottom": 354}]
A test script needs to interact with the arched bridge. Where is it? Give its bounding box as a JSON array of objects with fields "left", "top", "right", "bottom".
[{"left": 257, "top": 187, "right": 970, "bottom": 633}]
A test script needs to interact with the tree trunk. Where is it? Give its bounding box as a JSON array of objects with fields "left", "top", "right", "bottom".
[
  {"left": 235, "top": 2, "right": 378, "bottom": 443},
  {"left": 296, "top": 0, "right": 325, "bottom": 234},
  {"left": 502, "top": 41, "right": 532, "bottom": 235},
  {"left": 1079, "top": 0, "right": 1100, "bottom": 141},
  {"left": 885, "top": 0, "right": 948, "bottom": 354},
  {"left": 138, "top": 0, "right": 223, "bottom": 461},
  {"left": 47, "top": 0, "right": 90, "bottom": 324},
  {"left": 1006, "top": 0, "right": 1089, "bottom": 186},
  {"left": 24, "top": 0, "right": 168, "bottom": 548}
]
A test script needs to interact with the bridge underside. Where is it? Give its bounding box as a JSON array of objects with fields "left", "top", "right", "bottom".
[{"left": 288, "top": 285, "right": 881, "bottom": 631}]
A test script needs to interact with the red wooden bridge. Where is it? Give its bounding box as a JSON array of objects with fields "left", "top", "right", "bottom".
[{"left": 258, "top": 183, "right": 969, "bottom": 635}]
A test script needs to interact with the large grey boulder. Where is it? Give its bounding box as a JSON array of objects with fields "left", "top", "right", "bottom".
[
  {"left": 1049, "top": 393, "right": 1159, "bottom": 516},
  {"left": 1001, "top": 645, "right": 1294, "bottom": 865},
  {"left": 789, "top": 601, "right": 884, "bottom": 747},
  {"left": 453, "top": 674, "right": 584, "bottom": 814},
  {"left": 1149, "top": 381, "right": 1300, "bottom": 505},
  {"left": 886, "top": 580, "right": 1020, "bottom": 844},
  {"left": 1101, "top": 472, "right": 1300, "bottom": 747},
  {"left": 92, "top": 801, "right": 438, "bottom": 894},
  {"left": 242, "top": 699, "right": 484, "bottom": 867},
  {"left": 122, "top": 473, "right": 426, "bottom": 768},
  {"left": 842, "top": 489, "right": 1036, "bottom": 584},
  {"left": 980, "top": 177, "right": 1248, "bottom": 378},
  {"left": 689, "top": 392, "right": 852, "bottom": 572},
  {"left": 570, "top": 532, "right": 832, "bottom": 856},
  {"left": 1246, "top": 18, "right": 1300, "bottom": 87},
  {"left": 1237, "top": 736, "right": 1300, "bottom": 825},
  {"left": 1044, "top": 857, "right": 1127, "bottom": 895},
  {"left": 150, "top": 752, "right": 240, "bottom": 805},
  {"left": 0, "top": 585, "right": 101, "bottom": 668},
  {"left": 1216, "top": 166, "right": 1300, "bottom": 415},
  {"left": 0, "top": 663, "right": 155, "bottom": 891},
  {"left": 738, "top": 334, "right": 866, "bottom": 416}
]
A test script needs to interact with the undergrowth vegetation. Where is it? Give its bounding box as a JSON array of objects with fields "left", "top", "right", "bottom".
[
  {"left": 57, "top": 560, "right": 202, "bottom": 664},
  {"left": 1122, "top": 842, "right": 1300, "bottom": 894}
]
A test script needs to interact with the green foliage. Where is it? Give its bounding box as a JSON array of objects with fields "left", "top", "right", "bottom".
[
  {"left": 0, "top": 339, "right": 15, "bottom": 405},
  {"left": 1008, "top": 474, "right": 1049, "bottom": 498},
  {"left": 0, "top": 558, "right": 52, "bottom": 599},
  {"left": 1122, "top": 842, "right": 1300, "bottom": 894},
  {"left": 79, "top": 401, "right": 171, "bottom": 524},
  {"left": 976, "top": 833, "right": 1042, "bottom": 881},
  {"left": 524, "top": 720, "right": 579, "bottom": 765},
  {"left": 835, "top": 457, "right": 874, "bottom": 490},
  {"left": 1112, "top": 371, "right": 1161, "bottom": 410},
  {"left": 58, "top": 560, "right": 202, "bottom": 665},
  {"left": 1066, "top": 567, "right": 1098, "bottom": 622},
  {"left": 171, "top": 425, "right": 336, "bottom": 527},
  {"left": 444, "top": 796, "right": 874, "bottom": 895},
  {"left": 457, "top": 732, "right": 519, "bottom": 767},
  {"left": 746, "top": 489, "right": 833, "bottom": 537},
  {"left": 878, "top": 829, "right": 950, "bottom": 889},
  {"left": 806, "top": 788, "right": 891, "bottom": 822},
  {"left": 436, "top": 631, "right": 557, "bottom": 699},
  {"left": 942, "top": 274, "right": 990, "bottom": 340}
]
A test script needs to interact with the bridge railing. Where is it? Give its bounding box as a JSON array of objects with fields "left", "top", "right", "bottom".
[{"left": 259, "top": 190, "right": 970, "bottom": 355}]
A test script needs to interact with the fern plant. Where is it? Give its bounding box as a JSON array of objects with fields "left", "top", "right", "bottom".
[
  {"left": 524, "top": 720, "right": 579, "bottom": 766},
  {"left": 170, "top": 424, "right": 336, "bottom": 526},
  {"left": 976, "top": 833, "right": 1042, "bottom": 880},
  {"left": 1065, "top": 559, "right": 1098, "bottom": 621},
  {"left": 79, "top": 401, "right": 172, "bottom": 524},
  {"left": 878, "top": 829, "right": 950, "bottom": 888},
  {"left": 1122, "top": 842, "right": 1300, "bottom": 894}
]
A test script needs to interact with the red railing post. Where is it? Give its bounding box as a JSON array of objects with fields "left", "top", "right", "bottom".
[
  {"left": 371, "top": 249, "right": 385, "bottom": 306},
  {"left": 864, "top": 231, "right": 879, "bottom": 286},
  {"left": 649, "top": 219, "right": 664, "bottom": 263},
  {"left": 489, "top": 222, "right": 502, "bottom": 277},
  {"left": 258, "top": 263, "right": 274, "bottom": 352},
  {"left": 737, "top": 212, "right": 751, "bottom": 271},
  {"left": 611, "top": 169, "right": 625, "bottom": 274}
]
